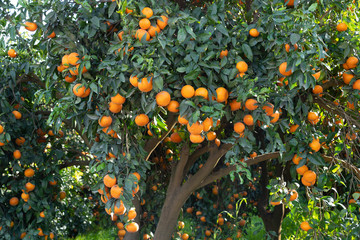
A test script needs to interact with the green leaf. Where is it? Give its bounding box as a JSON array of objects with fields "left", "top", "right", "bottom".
[
  {"left": 177, "top": 28, "right": 187, "bottom": 43},
  {"left": 91, "top": 16, "right": 100, "bottom": 29},
  {"left": 290, "top": 33, "right": 300, "bottom": 45},
  {"left": 242, "top": 44, "right": 253, "bottom": 62},
  {"left": 90, "top": 83, "right": 98, "bottom": 94},
  {"left": 308, "top": 3, "right": 318, "bottom": 12},
  {"left": 108, "top": 2, "right": 117, "bottom": 17}
]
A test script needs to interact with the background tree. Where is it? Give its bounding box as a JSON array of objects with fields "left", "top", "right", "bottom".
[{"left": 1, "top": 0, "right": 360, "bottom": 239}]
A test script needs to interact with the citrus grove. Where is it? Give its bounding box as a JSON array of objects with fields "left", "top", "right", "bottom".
[{"left": 1, "top": 0, "right": 360, "bottom": 239}]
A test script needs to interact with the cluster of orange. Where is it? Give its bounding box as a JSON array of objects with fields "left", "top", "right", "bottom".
[
  {"left": 99, "top": 173, "right": 140, "bottom": 238},
  {"left": 293, "top": 154, "right": 317, "bottom": 187}
]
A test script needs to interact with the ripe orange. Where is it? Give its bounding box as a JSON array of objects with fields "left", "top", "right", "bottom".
[
  {"left": 343, "top": 72, "right": 354, "bottom": 84},
  {"left": 352, "top": 79, "right": 360, "bottom": 90},
  {"left": 59, "top": 191, "right": 66, "bottom": 200},
  {"left": 181, "top": 85, "right": 195, "bottom": 98},
  {"left": 117, "top": 222, "right": 124, "bottom": 229},
  {"left": 279, "top": 62, "right": 292, "bottom": 76},
  {"left": 236, "top": 61, "right": 248, "bottom": 73},
  {"left": 178, "top": 115, "right": 189, "bottom": 125},
  {"left": 300, "top": 221, "right": 312, "bottom": 231},
  {"left": 125, "top": 8, "right": 133, "bottom": 14},
  {"left": 110, "top": 185, "right": 123, "bottom": 198},
  {"left": 303, "top": 170, "right": 316, "bottom": 183},
  {"left": 70, "top": 64, "right": 87, "bottom": 76},
  {"left": 307, "top": 112, "right": 318, "bottom": 121},
  {"left": 312, "top": 85, "right": 323, "bottom": 95},
  {"left": 135, "top": 29, "right": 150, "bottom": 41},
  {"left": 135, "top": 114, "right": 149, "bottom": 126},
  {"left": 47, "top": 31, "right": 56, "bottom": 38},
  {"left": 126, "top": 222, "right": 139, "bottom": 233},
  {"left": 156, "top": 91, "right": 171, "bottom": 106},
  {"left": 109, "top": 102, "right": 123, "bottom": 113},
  {"left": 157, "top": 16, "right": 168, "bottom": 29},
  {"left": 245, "top": 99, "right": 258, "bottom": 111},
  {"left": 243, "top": 114, "right": 254, "bottom": 126},
  {"left": 24, "top": 168, "right": 35, "bottom": 177},
  {"left": 142, "top": 7, "right": 153, "bottom": 18},
  {"left": 289, "top": 190, "right": 298, "bottom": 201},
  {"left": 336, "top": 22, "right": 348, "bottom": 32},
  {"left": 270, "top": 112, "right": 280, "bottom": 123},
  {"left": 309, "top": 138, "right": 321, "bottom": 152},
  {"left": 148, "top": 25, "right": 161, "bottom": 37},
  {"left": 98, "top": 116, "right": 113, "bottom": 128},
  {"left": 40, "top": 211, "right": 45, "bottom": 218},
  {"left": 262, "top": 103, "right": 274, "bottom": 116},
  {"left": 111, "top": 93, "right": 126, "bottom": 104},
  {"left": 202, "top": 117, "right": 213, "bottom": 132},
  {"left": 346, "top": 56, "right": 358, "bottom": 68},
  {"left": 72, "top": 84, "right": 86, "bottom": 97},
  {"left": 216, "top": 87, "right": 228, "bottom": 102},
  {"left": 195, "top": 87, "right": 209, "bottom": 99},
  {"left": 220, "top": 49, "right": 228, "bottom": 59},
  {"left": 0, "top": 124, "right": 3, "bottom": 134},
  {"left": 130, "top": 75, "right": 139, "bottom": 87},
  {"left": 20, "top": 232, "right": 27, "bottom": 239},
  {"left": 292, "top": 154, "right": 302, "bottom": 165},
  {"left": 296, "top": 165, "right": 308, "bottom": 175},
  {"left": 132, "top": 172, "right": 141, "bottom": 181},
  {"left": 128, "top": 208, "right": 137, "bottom": 220},
  {"left": 249, "top": 28, "right": 259, "bottom": 37},
  {"left": 289, "top": 124, "right": 299, "bottom": 133},
  {"left": 13, "top": 150, "right": 21, "bottom": 159},
  {"left": 187, "top": 121, "right": 203, "bottom": 134},
  {"left": 170, "top": 132, "right": 182, "bottom": 143},
  {"left": 181, "top": 233, "right": 189, "bottom": 240},
  {"left": 138, "top": 77, "right": 153, "bottom": 92},
  {"left": 207, "top": 131, "right": 216, "bottom": 140},
  {"left": 167, "top": 100, "right": 180, "bottom": 112},
  {"left": 12, "top": 110, "right": 22, "bottom": 119},
  {"left": 10, "top": 197, "right": 19, "bottom": 206},
  {"left": 25, "top": 182, "right": 35, "bottom": 192},
  {"left": 285, "top": 0, "right": 294, "bottom": 6},
  {"left": 139, "top": 18, "right": 151, "bottom": 30},
  {"left": 229, "top": 99, "right": 241, "bottom": 111},
  {"left": 104, "top": 175, "right": 117, "bottom": 188},
  {"left": 68, "top": 52, "right": 79, "bottom": 66},
  {"left": 25, "top": 22, "right": 37, "bottom": 31},
  {"left": 234, "top": 122, "right": 245, "bottom": 134},
  {"left": 15, "top": 137, "right": 25, "bottom": 146},
  {"left": 312, "top": 70, "right": 321, "bottom": 80},
  {"left": 65, "top": 75, "right": 76, "bottom": 83},
  {"left": 8, "top": 49, "right": 17, "bottom": 58},
  {"left": 190, "top": 134, "right": 205, "bottom": 143},
  {"left": 285, "top": 44, "right": 290, "bottom": 52}
]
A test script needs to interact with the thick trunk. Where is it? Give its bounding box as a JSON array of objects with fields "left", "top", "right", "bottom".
[
  {"left": 260, "top": 205, "right": 287, "bottom": 240},
  {"left": 153, "top": 187, "right": 190, "bottom": 240},
  {"left": 123, "top": 197, "right": 141, "bottom": 240}
]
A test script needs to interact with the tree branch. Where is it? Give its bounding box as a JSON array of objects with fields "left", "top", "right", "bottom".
[
  {"left": 323, "top": 155, "right": 360, "bottom": 180},
  {"left": 171, "top": 143, "right": 190, "bottom": 188},
  {"left": 183, "top": 144, "right": 211, "bottom": 177},
  {"left": 144, "top": 113, "right": 177, "bottom": 161}
]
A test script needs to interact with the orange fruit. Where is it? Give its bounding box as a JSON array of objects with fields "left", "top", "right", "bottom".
[
  {"left": 289, "top": 124, "right": 299, "bottom": 133},
  {"left": 270, "top": 201, "right": 281, "bottom": 206},
  {"left": 156, "top": 91, "right": 171, "bottom": 106},
  {"left": 38, "top": 228, "right": 44, "bottom": 236},
  {"left": 312, "top": 70, "right": 321, "bottom": 80},
  {"left": 126, "top": 222, "right": 139, "bottom": 233},
  {"left": 109, "top": 102, "right": 123, "bottom": 113},
  {"left": 68, "top": 52, "right": 79, "bottom": 66},
  {"left": 336, "top": 22, "right": 348, "bottom": 32},
  {"left": 167, "top": 100, "right": 180, "bottom": 112},
  {"left": 249, "top": 28, "right": 259, "bottom": 37},
  {"left": 220, "top": 49, "right": 228, "bottom": 59},
  {"left": 12, "top": 110, "right": 22, "bottom": 119},
  {"left": 352, "top": 79, "right": 360, "bottom": 90},
  {"left": 202, "top": 117, "right": 213, "bottom": 132},
  {"left": 178, "top": 115, "right": 189, "bottom": 125},
  {"left": 65, "top": 75, "right": 76, "bottom": 83},
  {"left": 24, "top": 168, "right": 35, "bottom": 177},
  {"left": 215, "top": 138, "right": 221, "bottom": 146},
  {"left": 59, "top": 191, "right": 66, "bottom": 200},
  {"left": 207, "top": 131, "right": 216, "bottom": 140},
  {"left": 236, "top": 61, "right": 248, "bottom": 73},
  {"left": 47, "top": 31, "right": 56, "bottom": 38},
  {"left": 285, "top": 44, "right": 290, "bottom": 52},
  {"left": 21, "top": 192, "right": 29, "bottom": 202},
  {"left": 190, "top": 134, "right": 205, "bottom": 143},
  {"left": 8, "top": 49, "right": 17, "bottom": 58},
  {"left": 0, "top": 124, "right": 3, "bottom": 134},
  {"left": 234, "top": 122, "right": 245, "bottom": 134},
  {"left": 270, "top": 112, "right": 280, "bottom": 123},
  {"left": 138, "top": 77, "right": 153, "bottom": 92},
  {"left": 309, "top": 138, "right": 321, "bottom": 152},
  {"left": 312, "top": 85, "right": 323, "bottom": 95},
  {"left": 129, "top": 75, "right": 139, "bottom": 87},
  {"left": 135, "top": 114, "right": 149, "bottom": 126},
  {"left": 49, "top": 233, "right": 55, "bottom": 239},
  {"left": 25, "top": 22, "right": 37, "bottom": 31},
  {"left": 15, "top": 137, "right": 25, "bottom": 146},
  {"left": 216, "top": 87, "right": 229, "bottom": 102},
  {"left": 148, "top": 25, "right": 161, "bottom": 37},
  {"left": 99, "top": 116, "right": 113, "bottom": 127},
  {"left": 262, "top": 103, "right": 274, "bottom": 116},
  {"left": 104, "top": 175, "right": 117, "bottom": 188},
  {"left": 296, "top": 165, "right": 308, "bottom": 175},
  {"left": 292, "top": 154, "right": 302, "bottom": 165},
  {"left": 70, "top": 64, "right": 88, "bottom": 76},
  {"left": 125, "top": 8, "right": 133, "bottom": 14},
  {"left": 170, "top": 132, "right": 182, "bottom": 143},
  {"left": 279, "top": 62, "right": 292, "bottom": 76},
  {"left": 139, "top": 18, "right": 151, "bottom": 30},
  {"left": 25, "top": 182, "right": 35, "bottom": 192},
  {"left": 142, "top": 7, "right": 153, "bottom": 18},
  {"left": 117, "top": 222, "right": 124, "bottom": 229},
  {"left": 181, "top": 233, "right": 189, "bottom": 240},
  {"left": 135, "top": 29, "right": 150, "bottom": 41},
  {"left": 307, "top": 112, "right": 318, "bottom": 121},
  {"left": 128, "top": 208, "right": 137, "bottom": 220},
  {"left": 40, "top": 211, "right": 45, "bottom": 218},
  {"left": 62, "top": 55, "right": 70, "bottom": 67},
  {"left": 118, "top": 31, "right": 124, "bottom": 41},
  {"left": 245, "top": 99, "right": 258, "bottom": 110},
  {"left": 13, "top": 150, "right": 21, "bottom": 159},
  {"left": 229, "top": 99, "right": 241, "bottom": 111},
  {"left": 110, "top": 185, "right": 123, "bottom": 198},
  {"left": 243, "top": 114, "right": 254, "bottom": 126},
  {"left": 157, "top": 16, "right": 168, "bottom": 29},
  {"left": 285, "top": 0, "right": 294, "bottom": 6},
  {"left": 57, "top": 64, "right": 65, "bottom": 72},
  {"left": 289, "top": 190, "right": 298, "bottom": 201},
  {"left": 300, "top": 221, "right": 312, "bottom": 231},
  {"left": 20, "top": 232, "right": 27, "bottom": 239},
  {"left": 132, "top": 172, "right": 141, "bottom": 181},
  {"left": 187, "top": 121, "right": 203, "bottom": 134},
  {"left": 111, "top": 93, "right": 126, "bottom": 104},
  {"left": 73, "top": 84, "right": 86, "bottom": 97},
  {"left": 347, "top": 56, "right": 359, "bottom": 68},
  {"left": 343, "top": 72, "right": 354, "bottom": 84},
  {"left": 181, "top": 85, "right": 195, "bottom": 98},
  {"left": 303, "top": 170, "right": 316, "bottom": 183},
  {"left": 10, "top": 197, "right": 19, "bottom": 206},
  {"left": 195, "top": 87, "right": 209, "bottom": 99}
]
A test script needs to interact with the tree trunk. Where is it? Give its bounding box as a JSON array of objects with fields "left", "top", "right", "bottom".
[{"left": 153, "top": 186, "right": 190, "bottom": 240}]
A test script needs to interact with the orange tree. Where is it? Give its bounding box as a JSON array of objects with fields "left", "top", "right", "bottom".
[{"left": 1, "top": 0, "right": 360, "bottom": 239}]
